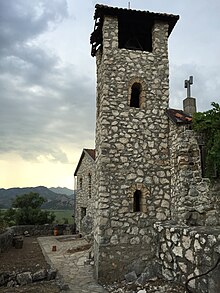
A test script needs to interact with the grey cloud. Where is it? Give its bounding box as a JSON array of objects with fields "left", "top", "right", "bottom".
[
  {"left": 0, "top": 0, "right": 68, "bottom": 52},
  {"left": 0, "top": 45, "right": 58, "bottom": 87},
  {"left": 0, "top": 0, "right": 95, "bottom": 163},
  {"left": 0, "top": 64, "right": 95, "bottom": 162}
]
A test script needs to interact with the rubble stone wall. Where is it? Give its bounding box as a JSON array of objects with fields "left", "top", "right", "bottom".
[
  {"left": 92, "top": 8, "right": 220, "bottom": 287},
  {"left": 155, "top": 222, "right": 220, "bottom": 293},
  {"left": 94, "top": 15, "right": 172, "bottom": 282},
  {"left": 0, "top": 224, "right": 75, "bottom": 252},
  {"left": 75, "top": 153, "right": 95, "bottom": 234},
  {"left": 169, "top": 123, "right": 220, "bottom": 226},
  {"left": 94, "top": 217, "right": 158, "bottom": 283},
  {"left": 12, "top": 224, "right": 75, "bottom": 236},
  {"left": 0, "top": 228, "right": 13, "bottom": 252}
]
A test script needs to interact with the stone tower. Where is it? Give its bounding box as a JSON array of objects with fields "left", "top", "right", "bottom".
[{"left": 90, "top": 4, "right": 179, "bottom": 283}]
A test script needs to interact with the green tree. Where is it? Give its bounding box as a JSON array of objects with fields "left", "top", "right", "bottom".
[
  {"left": 193, "top": 102, "right": 220, "bottom": 177},
  {"left": 11, "top": 192, "right": 55, "bottom": 225},
  {"left": 3, "top": 208, "right": 16, "bottom": 226},
  {"left": 0, "top": 209, "right": 7, "bottom": 233}
]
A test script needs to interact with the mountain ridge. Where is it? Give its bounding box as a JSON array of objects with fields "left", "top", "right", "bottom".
[
  {"left": 0, "top": 186, "right": 74, "bottom": 210},
  {"left": 49, "top": 187, "right": 73, "bottom": 196}
]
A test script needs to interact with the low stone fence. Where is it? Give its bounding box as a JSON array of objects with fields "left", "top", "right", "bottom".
[
  {"left": 12, "top": 224, "right": 75, "bottom": 236},
  {"left": 0, "top": 268, "right": 57, "bottom": 288},
  {"left": 0, "top": 224, "right": 75, "bottom": 253},
  {"left": 0, "top": 228, "right": 14, "bottom": 253},
  {"left": 155, "top": 222, "right": 220, "bottom": 293}
]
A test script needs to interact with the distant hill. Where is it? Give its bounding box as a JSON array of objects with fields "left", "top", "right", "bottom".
[
  {"left": 49, "top": 187, "right": 74, "bottom": 196},
  {"left": 0, "top": 186, "right": 74, "bottom": 210}
]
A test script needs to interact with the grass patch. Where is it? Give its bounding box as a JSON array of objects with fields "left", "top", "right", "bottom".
[
  {"left": 1, "top": 209, "right": 74, "bottom": 225},
  {"left": 50, "top": 210, "right": 74, "bottom": 224}
]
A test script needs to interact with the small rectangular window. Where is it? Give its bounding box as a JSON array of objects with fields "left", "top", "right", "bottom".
[{"left": 81, "top": 207, "right": 86, "bottom": 219}]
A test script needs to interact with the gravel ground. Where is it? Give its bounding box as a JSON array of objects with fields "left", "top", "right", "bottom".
[
  {"left": 0, "top": 236, "right": 187, "bottom": 293},
  {"left": 105, "top": 278, "right": 186, "bottom": 293},
  {"left": 0, "top": 236, "right": 60, "bottom": 293},
  {"left": 0, "top": 281, "right": 60, "bottom": 293},
  {"left": 0, "top": 237, "right": 50, "bottom": 274}
]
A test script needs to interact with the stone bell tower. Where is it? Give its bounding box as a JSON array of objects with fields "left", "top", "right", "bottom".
[{"left": 90, "top": 4, "right": 179, "bottom": 283}]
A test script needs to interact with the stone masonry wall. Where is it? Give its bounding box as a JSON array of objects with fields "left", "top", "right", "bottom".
[
  {"left": 169, "top": 122, "right": 220, "bottom": 226},
  {"left": 94, "top": 217, "right": 158, "bottom": 283},
  {"left": 0, "top": 228, "right": 14, "bottom": 252},
  {"left": 155, "top": 222, "right": 220, "bottom": 293},
  {"left": 94, "top": 15, "right": 172, "bottom": 282},
  {"left": 0, "top": 224, "right": 74, "bottom": 252},
  {"left": 75, "top": 152, "right": 95, "bottom": 234},
  {"left": 12, "top": 224, "right": 74, "bottom": 236},
  {"left": 93, "top": 8, "right": 220, "bottom": 287}
]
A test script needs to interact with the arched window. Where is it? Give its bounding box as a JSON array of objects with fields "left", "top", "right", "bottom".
[
  {"left": 88, "top": 173, "right": 92, "bottom": 198},
  {"left": 129, "top": 184, "right": 149, "bottom": 213},
  {"left": 133, "top": 190, "right": 142, "bottom": 212},
  {"left": 128, "top": 183, "right": 150, "bottom": 213},
  {"left": 130, "top": 83, "right": 141, "bottom": 108}
]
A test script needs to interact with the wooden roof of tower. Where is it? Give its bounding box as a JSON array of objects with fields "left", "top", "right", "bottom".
[{"left": 90, "top": 4, "right": 179, "bottom": 56}]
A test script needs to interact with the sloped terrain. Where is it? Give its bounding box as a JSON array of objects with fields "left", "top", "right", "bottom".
[{"left": 0, "top": 186, "right": 74, "bottom": 210}]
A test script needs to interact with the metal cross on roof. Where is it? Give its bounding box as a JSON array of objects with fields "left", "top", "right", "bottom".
[{"left": 184, "top": 76, "right": 193, "bottom": 97}]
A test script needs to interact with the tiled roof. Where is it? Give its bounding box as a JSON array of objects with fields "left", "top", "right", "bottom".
[
  {"left": 74, "top": 149, "right": 95, "bottom": 176},
  {"left": 91, "top": 4, "right": 179, "bottom": 56},
  {"left": 84, "top": 149, "right": 95, "bottom": 160},
  {"left": 166, "top": 108, "right": 193, "bottom": 125},
  {"left": 93, "top": 4, "right": 179, "bottom": 22}
]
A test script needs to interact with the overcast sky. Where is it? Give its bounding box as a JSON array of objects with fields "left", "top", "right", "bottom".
[{"left": 0, "top": 0, "right": 220, "bottom": 189}]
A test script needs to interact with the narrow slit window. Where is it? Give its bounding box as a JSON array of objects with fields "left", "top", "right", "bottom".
[
  {"left": 130, "top": 83, "right": 141, "bottom": 108},
  {"left": 79, "top": 177, "right": 82, "bottom": 189},
  {"left": 133, "top": 190, "right": 142, "bottom": 212},
  {"left": 88, "top": 173, "right": 92, "bottom": 198}
]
